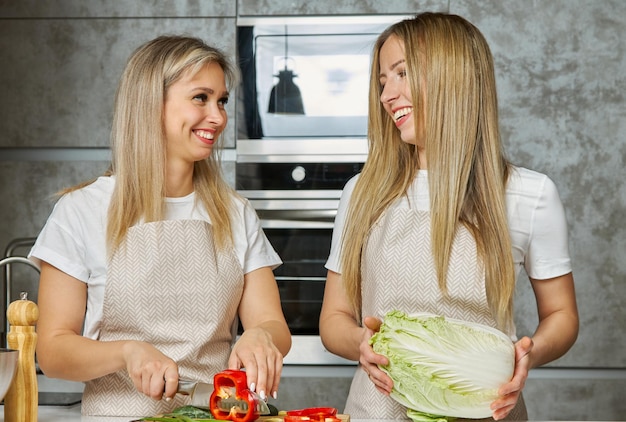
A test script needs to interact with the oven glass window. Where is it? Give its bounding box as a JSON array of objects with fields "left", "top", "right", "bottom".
[{"left": 266, "top": 228, "right": 331, "bottom": 335}]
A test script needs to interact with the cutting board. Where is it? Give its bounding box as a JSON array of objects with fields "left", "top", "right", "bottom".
[{"left": 258, "top": 415, "right": 350, "bottom": 422}]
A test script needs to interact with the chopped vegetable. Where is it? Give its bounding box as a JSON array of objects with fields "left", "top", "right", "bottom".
[
  {"left": 286, "top": 407, "right": 337, "bottom": 417},
  {"left": 284, "top": 407, "right": 339, "bottom": 422},
  {"left": 284, "top": 417, "right": 341, "bottom": 422},
  {"left": 370, "top": 310, "right": 515, "bottom": 421},
  {"left": 209, "top": 369, "right": 259, "bottom": 422},
  {"left": 140, "top": 415, "right": 219, "bottom": 421},
  {"left": 139, "top": 405, "right": 220, "bottom": 421},
  {"left": 172, "top": 406, "right": 216, "bottom": 418}
]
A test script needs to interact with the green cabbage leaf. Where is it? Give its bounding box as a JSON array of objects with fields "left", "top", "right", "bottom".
[{"left": 370, "top": 310, "right": 515, "bottom": 421}]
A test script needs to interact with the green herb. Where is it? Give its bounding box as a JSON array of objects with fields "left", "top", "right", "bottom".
[{"left": 139, "top": 405, "right": 220, "bottom": 421}]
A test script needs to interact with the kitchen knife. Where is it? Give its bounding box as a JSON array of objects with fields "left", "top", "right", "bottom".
[{"left": 176, "top": 378, "right": 270, "bottom": 415}]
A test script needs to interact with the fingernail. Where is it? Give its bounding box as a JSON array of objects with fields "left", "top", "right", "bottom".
[
  {"left": 249, "top": 382, "right": 256, "bottom": 392},
  {"left": 272, "top": 391, "right": 278, "bottom": 400},
  {"left": 165, "top": 397, "right": 172, "bottom": 402},
  {"left": 259, "top": 390, "right": 266, "bottom": 400}
]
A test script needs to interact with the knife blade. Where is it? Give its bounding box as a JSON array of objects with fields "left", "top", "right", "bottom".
[
  {"left": 215, "top": 385, "right": 271, "bottom": 415},
  {"left": 176, "top": 378, "right": 270, "bottom": 415},
  {"left": 176, "top": 378, "right": 214, "bottom": 409}
]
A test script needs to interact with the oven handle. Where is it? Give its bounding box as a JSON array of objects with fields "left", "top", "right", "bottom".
[
  {"left": 275, "top": 276, "right": 326, "bottom": 282},
  {"left": 258, "top": 208, "right": 336, "bottom": 221},
  {"left": 258, "top": 208, "right": 337, "bottom": 229},
  {"left": 260, "top": 219, "right": 334, "bottom": 229}
]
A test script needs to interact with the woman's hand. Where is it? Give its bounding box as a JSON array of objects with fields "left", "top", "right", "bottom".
[
  {"left": 122, "top": 340, "right": 179, "bottom": 401},
  {"left": 233, "top": 266, "right": 290, "bottom": 401},
  {"left": 319, "top": 272, "right": 392, "bottom": 394},
  {"left": 228, "top": 326, "right": 284, "bottom": 400},
  {"left": 360, "top": 316, "right": 393, "bottom": 395},
  {"left": 490, "top": 336, "right": 533, "bottom": 420}
]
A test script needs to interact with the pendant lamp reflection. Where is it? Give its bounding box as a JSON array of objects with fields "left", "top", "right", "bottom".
[{"left": 267, "top": 28, "right": 304, "bottom": 114}]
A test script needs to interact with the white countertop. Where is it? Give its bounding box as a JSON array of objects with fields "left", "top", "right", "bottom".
[
  {"left": 1, "top": 405, "right": 612, "bottom": 422},
  {"left": 2, "top": 404, "right": 131, "bottom": 422}
]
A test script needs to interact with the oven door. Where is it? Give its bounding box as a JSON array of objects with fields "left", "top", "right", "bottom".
[
  {"left": 262, "top": 217, "right": 333, "bottom": 337},
  {"left": 251, "top": 198, "right": 354, "bottom": 365}
]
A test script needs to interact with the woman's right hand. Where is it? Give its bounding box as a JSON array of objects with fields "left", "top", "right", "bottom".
[
  {"left": 359, "top": 316, "right": 393, "bottom": 395},
  {"left": 122, "top": 340, "right": 179, "bottom": 401}
]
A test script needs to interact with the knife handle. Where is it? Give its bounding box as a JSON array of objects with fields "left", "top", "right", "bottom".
[{"left": 176, "top": 378, "right": 203, "bottom": 395}]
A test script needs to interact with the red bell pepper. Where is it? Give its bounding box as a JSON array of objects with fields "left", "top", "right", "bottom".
[
  {"left": 284, "top": 417, "right": 341, "bottom": 422},
  {"left": 209, "top": 370, "right": 258, "bottom": 422},
  {"left": 285, "top": 407, "right": 339, "bottom": 422}
]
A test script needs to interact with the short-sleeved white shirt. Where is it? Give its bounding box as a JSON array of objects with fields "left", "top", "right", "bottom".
[
  {"left": 326, "top": 166, "right": 572, "bottom": 280},
  {"left": 30, "top": 176, "right": 281, "bottom": 339}
]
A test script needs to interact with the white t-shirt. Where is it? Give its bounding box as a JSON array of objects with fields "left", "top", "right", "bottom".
[
  {"left": 326, "top": 166, "right": 572, "bottom": 280},
  {"left": 30, "top": 176, "right": 281, "bottom": 339}
]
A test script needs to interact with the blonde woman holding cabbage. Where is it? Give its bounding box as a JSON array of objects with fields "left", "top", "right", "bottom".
[{"left": 319, "top": 12, "right": 578, "bottom": 421}]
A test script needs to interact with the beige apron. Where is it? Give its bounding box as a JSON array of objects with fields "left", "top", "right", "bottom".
[
  {"left": 344, "top": 208, "right": 527, "bottom": 421},
  {"left": 82, "top": 219, "right": 244, "bottom": 417}
]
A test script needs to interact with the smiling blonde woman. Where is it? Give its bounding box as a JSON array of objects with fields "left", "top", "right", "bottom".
[
  {"left": 320, "top": 12, "right": 578, "bottom": 421},
  {"left": 31, "top": 36, "right": 291, "bottom": 417}
]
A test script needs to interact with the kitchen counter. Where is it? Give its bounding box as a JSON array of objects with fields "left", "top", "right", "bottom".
[
  {"left": 1, "top": 404, "right": 132, "bottom": 422},
  {"left": 6, "top": 404, "right": 194, "bottom": 421},
  {"left": 0, "top": 405, "right": 613, "bottom": 422}
]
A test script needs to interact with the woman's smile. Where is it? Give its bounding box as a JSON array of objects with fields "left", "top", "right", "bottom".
[
  {"left": 193, "top": 128, "right": 216, "bottom": 145},
  {"left": 393, "top": 106, "right": 413, "bottom": 127}
]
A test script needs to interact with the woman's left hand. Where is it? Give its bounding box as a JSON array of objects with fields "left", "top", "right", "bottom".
[
  {"left": 228, "top": 325, "right": 284, "bottom": 400},
  {"left": 490, "top": 336, "right": 533, "bottom": 420},
  {"left": 231, "top": 266, "right": 291, "bottom": 401},
  {"left": 360, "top": 316, "right": 393, "bottom": 395}
]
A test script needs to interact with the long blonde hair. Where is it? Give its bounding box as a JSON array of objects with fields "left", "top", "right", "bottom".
[
  {"left": 341, "top": 13, "right": 515, "bottom": 331},
  {"left": 63, "top": 36, "right": 240, "bottom": 256}
]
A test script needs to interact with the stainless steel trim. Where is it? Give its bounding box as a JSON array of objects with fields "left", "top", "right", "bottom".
[
  {"left": 236, "top": 139, "right": 368, "bottom": 163},
  {"left": 258, "top": 209, "right": 336, "bottom": 220},
  {"left": 239, "top": 190, "right": 343, "bottom": 200},
  {"left": 242, "top": 194, "right": 339, "bottom": 228},
  {"left": 237, "top": 154, "right": 368, "bottom": 163},
  {"left": 283, "top": 335, "right": 355, "bottom": 365},
  {"left": 275, "top": 276, "right": 326, "bottom": 282},
  {"left": 249, "top": 199, "right": 339, "bottom": 211},
  {"left": 237, "top": 15, "right": 413, "bottom": 27},
  {"left": 260, "top": 219, "right": 334, "bottom": 229},
  {"left": 282, "top": 365, "right": 357, "bottom": 377}
]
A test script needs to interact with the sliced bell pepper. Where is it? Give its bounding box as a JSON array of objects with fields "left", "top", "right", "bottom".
[
  {"left": 286, "top": 407, "right": 337, "bottom": 417},
  {"left": 284, "top": 417, "right": 342, "bottom": 422},
  {"left": 285, "top": 407, "right": 339, "bottom": 422},
  {"left": 209, "top": 370, "right": 258, "bottom": 422}
]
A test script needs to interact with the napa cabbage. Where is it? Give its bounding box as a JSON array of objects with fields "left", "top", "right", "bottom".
[{"left": 370, "top": 310, "right": 515, "bottom": 422}]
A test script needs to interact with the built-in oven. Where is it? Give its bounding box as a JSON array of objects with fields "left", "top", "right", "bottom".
[
  {"left": 236, "top": 161, "right": 363, "bottom": 365},
  {"left": 236, "top": 15, "right": 409, "bottom": 144},
  {"left": 235, "top": 15, "right": 408, "bottom": 365}
]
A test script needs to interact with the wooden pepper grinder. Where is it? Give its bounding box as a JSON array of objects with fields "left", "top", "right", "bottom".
[{"left": 5, "top": 291, "right": 39, "bottom": 422}]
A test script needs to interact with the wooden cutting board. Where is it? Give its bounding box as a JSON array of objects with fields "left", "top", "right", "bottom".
[{"left": 258, "top": 415, "right": 350, "bottom": 422}]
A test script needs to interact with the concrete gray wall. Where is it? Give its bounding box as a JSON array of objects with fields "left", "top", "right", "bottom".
[{"left": 1, "top": 0, "right": 624, "bottom": 420}]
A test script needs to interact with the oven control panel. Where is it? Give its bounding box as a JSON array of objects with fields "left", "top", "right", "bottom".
[
  {"left": 291, "top": 165, "right": 306, "bottom": 182},
  {"left": 236, "top": 162, "right": 364, "bottom": 190}
]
